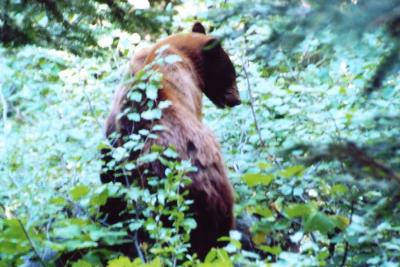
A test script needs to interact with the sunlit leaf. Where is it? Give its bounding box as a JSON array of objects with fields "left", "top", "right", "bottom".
[
  {"left": 279, "top": 165, "right": 305, "bottom": 178},
  {"left": 285, "top": 203, "right": 314, "bottom": 218},
  {"left": 70, "top": 185, "right": 90, "bottom": 201},
  {"left": 107, "top": 256, "right": 136, "bottom": 267},
  {"left": 242, "top": 173, "right": 274, "bottom": 187}
]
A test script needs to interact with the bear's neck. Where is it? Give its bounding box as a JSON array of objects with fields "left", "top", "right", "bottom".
[{"left": 159, "top": 54, "right": 204, "bottom": 120}]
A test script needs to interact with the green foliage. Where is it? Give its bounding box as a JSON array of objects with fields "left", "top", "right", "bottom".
[
  {"left": 107, "top": 256, "right": 161, "bottom": 267},
  {"left": 111, "top": 55, "right": 197, "bottom": 264},
  {"left": 1, "top": 0, "right": 400, "bottom": 266},
  {"left": 0, "top": 0, "right": 179, "bottom": 54}
]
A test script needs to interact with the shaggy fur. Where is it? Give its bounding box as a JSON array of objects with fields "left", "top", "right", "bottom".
[{"left": 101, "top": 22, "right": 240, "bottom": 259}]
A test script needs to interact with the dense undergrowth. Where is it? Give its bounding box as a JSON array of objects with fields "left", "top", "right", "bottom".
[{"left": 1, "top": 0, "right": 400, "bottom": 266}]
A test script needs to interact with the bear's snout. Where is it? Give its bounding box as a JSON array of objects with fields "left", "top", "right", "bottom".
[
  {"left": 224, "top": 88, "right": 241, "bottom": 107},
  {"left": 225, "top": 96, "right": 241, "bottom": 107}
]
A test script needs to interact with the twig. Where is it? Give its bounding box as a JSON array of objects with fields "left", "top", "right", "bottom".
[
  {"left": 242, "top": 33, "right": 282, "bottom": 168},
  {"left": 304, "top": 142, "right": 400, "bottom": 183},
  {"left": 82, "top": 88, "right": 102, "bottom": 129},
  {"left": 240, "top": 25, "right": 264, "bottom": 148},
  {"left": 241, "top": 56, "right": 265, "bottom": 148},
  {"left": 340, "top": 230, "right": 349, "bottom": 266},
  {"left": 340, "top": 199, "right": 354, "bottom": 267},
  {"left": 344, "top": 142, "right": 400, "bottom": 183},
  {"left": 133, "top": 230, "right": 146, "bottom": 263},
  {"left": 365, "top": 40, "right": 399, "bottom": 95},
  {"left": 17, "top": 219, "right": 48, "bottom": 267}
]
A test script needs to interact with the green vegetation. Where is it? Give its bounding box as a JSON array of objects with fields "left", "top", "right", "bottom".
[{"left": 1, "top": 0, "right": 400, "bottom": 266}]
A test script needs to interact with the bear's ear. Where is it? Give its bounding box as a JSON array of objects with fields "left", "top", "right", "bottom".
[
  {"left": 192, "top": 22, "right": 206, "bottom": 34},
  {"left": 203, "top": 38, "right": 222, "bottom": 54}
]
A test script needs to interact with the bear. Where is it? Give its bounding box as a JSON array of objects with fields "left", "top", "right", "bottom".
[{"left": 100, "top": 22, "right": 241, "bottom": 260}]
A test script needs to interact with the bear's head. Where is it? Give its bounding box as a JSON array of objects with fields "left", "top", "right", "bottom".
[
  {"left": 141, "top": 22, "right": 241, "bottom": 108},
  {"left": 191, "top": 22, "right": 241, "bottom": 108}
]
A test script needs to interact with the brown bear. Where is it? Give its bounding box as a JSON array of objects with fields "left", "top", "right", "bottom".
[{"left": 100, "top": 22, "right": 241, "bottom": 260}]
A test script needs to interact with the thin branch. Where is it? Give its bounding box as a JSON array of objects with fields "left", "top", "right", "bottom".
[
  {"left": 301, "top": 142, "right": 400, "bottom": 183},
  {"left": 241, "top": 26, "right": 264, "bottom": 148},
  {"left": 344, "top": 142, "right": 400, "bottom": 183},
  {"left": 17, "top": 219, "right": 48, "bottom": 267},
  {"left": 78, "top": 64, "right": 103, "bottom": 129},
  {"left": 340, "top": 199, "right": 354, "bottom": 267},
  {"left": 82, "top": 89, "right": 102, "bottom": 129},
  {"left": 241, "top": 56, "right": 265, "bottom": 148},
  {"left": 242, "top": 32, "right": 282, "bottom": 168},
  {"left": 133, "top": 230, "right": 146, "bottom": 263},
  {"left": 340, "top": 228, "right": 349, "bottom": 266},
  {"left": 365, "top": 40, "right": 399, "bottom": 95}
]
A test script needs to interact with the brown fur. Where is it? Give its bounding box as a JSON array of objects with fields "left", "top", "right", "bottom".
[
  {"left": 129, "top": 46, "right": 151, "bottom": 75},
  {"left": 101, "top": 23, "right": 240, "bottom": 259}
]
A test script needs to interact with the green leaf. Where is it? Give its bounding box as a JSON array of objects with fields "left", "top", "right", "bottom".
[
  {"left": 107, "top": 256, "right": 136, "bottom": 267},
  {"left": 285, "top": 204, "right": 314, "bottom": 218},
  {"left": 158, "top": 100, "right": 171, "bottom": 109},
  {"left": 257, "top": 161, "right": 272, "bottom": 170},
  {"left": 0, "top": 241, "right": 29, "bottom": 254},
  {"left": 163, "top": 147, "right": 178, "bottom": 158},
  {"left": 50, "top": 197, "right": 66, "bottom": 205},
  {"left": 279, "top": 165, "right": 305, "bottom": 178},
  {"left": 259, "top": 245, "right": 282, "bottom": 256},
  {"left": 53, "top": 225, "right": 81, "bottom": 238},
  {"left": 229, "top": 230, "right": 242, "bottom": 241},
  {"left": 146, "top": 258, "right": 162, "bottom": 267},
  {"left": 331, "top": 184, "right": 348, "bottom": 195},
  {"left": 242, "top": 173, "right": 274, "bottom": 187},
  {"left": 331, "top": 215, "right": 350, "bottom": 230},
  {"left": 252, "top": 232, "right": 267, "bottom": 245},
  {"left": 184, "top": 218, "right": 197, "bottom": 229},
  {"left": 317, "top": 249, "right": 330, "bottom": 260},
  {"left": 304, "top": 212, "right": 336, "bottom": 234},
  {"left": 137, "top": 152, "right": 159, "bottom": 164},
  {"left": 70, "top": 185, "right": 90, "bottom": 201},
  {"left": 145, "top": 84, "right": 158, "bottom": 100},
  {"left": 129, "top": 220, "right": 144, "bottom": 231},
  {"left": 90, "top": 190, "right": 109, "bottom": 207},
  {"left": 127, "top": 113, "right": 140, "bottom": 122},
  {"left": 128, "top": 91, "right": 142, "bottom": 102},
  {"left": 72, "top": 260, "right": 93, "bottom": 267},
  {"left": 141, "top": 109, "right": 161, "bottom": 120},
  {"left": 204, "top": 248, "right": 232, "bottom": 266},
  {"left": 124, "top": 163, "right": 136, "bottom": 171},
  {"left": 254, "top": 207, "right": 273, "bottom": 218}
]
